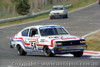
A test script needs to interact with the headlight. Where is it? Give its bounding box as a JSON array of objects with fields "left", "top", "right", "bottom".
[
  {"left": 56, "top": 43, "right": 62, "bottom": 46},
  {"left": 80, "top": 40, "right": 86, "bottom": 44},
  {"left": 50, "top": 13, "right": 54, "bottom": 16}
]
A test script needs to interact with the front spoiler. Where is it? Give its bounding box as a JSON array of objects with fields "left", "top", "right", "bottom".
[
  {"left": 54, "top": 49, "right": 84, "bottom": 54},
  {"left": 53, "top": 45, "right": 87, "bottom": 54}
]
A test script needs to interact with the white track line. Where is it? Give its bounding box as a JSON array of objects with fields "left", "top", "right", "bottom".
[{"left": 82, "top": 29, "right": 100, "bottom": 38}]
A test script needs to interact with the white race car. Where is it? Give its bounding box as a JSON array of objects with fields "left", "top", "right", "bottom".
[
  {"left": 49, "top": 5, "right": 68, "bottom": 19},
  {"left": 10, "top": 25, "right": 87, "bottom": 57}
]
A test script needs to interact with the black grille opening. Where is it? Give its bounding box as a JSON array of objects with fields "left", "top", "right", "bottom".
[{"left": 56, "top": 40, "right": 80, "bottom": 46}]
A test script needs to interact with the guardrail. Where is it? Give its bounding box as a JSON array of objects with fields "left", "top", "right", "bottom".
[{"left": 0, "top": 4, "right": 72, "bottom": 24}]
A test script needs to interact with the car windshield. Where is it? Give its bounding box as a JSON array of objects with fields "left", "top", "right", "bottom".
[
  {"left": 39, "top": 26, "right": 69, "bottom": 36},
  {"left": 52, "top": 7, "right": 64, "bottom": 10}
]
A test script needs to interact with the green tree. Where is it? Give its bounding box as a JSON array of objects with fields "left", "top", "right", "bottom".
[
  {"left": 12, "top": 0, "right": 30, "bottom": 15},
  {"left": 48, "top": 0, "right": 53, "bottom": 5}
]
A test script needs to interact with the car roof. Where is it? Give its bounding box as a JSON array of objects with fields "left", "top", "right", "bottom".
[
  {"left": 25, "top": 25, "right": 62, "bottom": 29},
  {"left": 53, "top": 5, "right": 64, "bottom": 8}
]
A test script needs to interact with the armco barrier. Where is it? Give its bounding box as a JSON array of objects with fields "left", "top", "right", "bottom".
[
  {"left": 0, "top": 10, "right": 50, "bottom": 23},
  {"left": 0, "top": 4, "right": 72, "bottom": 23}
]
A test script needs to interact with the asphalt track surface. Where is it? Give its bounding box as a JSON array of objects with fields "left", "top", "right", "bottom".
[{"left": 0, "top": 2, "right": 100, "bottom": 67}]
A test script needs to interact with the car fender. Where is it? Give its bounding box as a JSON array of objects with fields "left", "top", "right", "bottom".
[{"left": 16, "top": 41, "right": 26, "bottom": 50}]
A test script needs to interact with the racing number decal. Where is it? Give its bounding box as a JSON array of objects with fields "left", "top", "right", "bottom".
[{"left": 30, "top": 42, "right": 37, "bottom": 50}]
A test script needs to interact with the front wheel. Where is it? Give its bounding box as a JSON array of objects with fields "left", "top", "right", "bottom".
[
  {"left": 65, "top": 14, "right": 68, "bottom": 18},
  {"left": 43, "top": 46, "right": 54, "bottom": 57},
  {"left": 73, "top": 51, "right": 83, "bottom": 57},
  {"left": 17, "top": 45, "right": 27, "bottom": 56}
]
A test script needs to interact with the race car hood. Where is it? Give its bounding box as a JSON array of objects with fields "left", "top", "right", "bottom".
[{"left": 42, "top": 35, "right": 83, "bottom": 41}]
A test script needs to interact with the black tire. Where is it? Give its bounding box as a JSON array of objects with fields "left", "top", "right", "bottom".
[
  {"left": 50, "top": 17, "right": 53, "bottom": 19},
  {"left": 43, "top": 46, "right": 54, "bottom": 57},
  {"left": 65, "top": 14, "right": 68, "bottom": 18},
  {"left": 17, "top": 45, "right": 27, "bottom": 56},
  {"left": 73, "top": 51, "right": 83, "bottom": 57}
]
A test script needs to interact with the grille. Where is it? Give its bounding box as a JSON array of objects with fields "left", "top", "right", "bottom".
[
  {"left": 54, "top": 13, "right": 60, "bottom": 15},
  {"left": 56, "top": 40, "right": 80, "bottom": 46}
]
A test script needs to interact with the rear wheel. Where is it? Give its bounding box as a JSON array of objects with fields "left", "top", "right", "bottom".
[
  {"left": 43, "top": 46, "right": 54, "bottom": 57},
  {"left": 17, "top": 45, "right": 27, "bottom": 56},
  {"left": 73, "top": 51, "right": 83, "bottom": 57}
]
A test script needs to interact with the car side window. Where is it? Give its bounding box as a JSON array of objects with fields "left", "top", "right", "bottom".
[
  {"left": 22, "top": 29, "right": 29, "bottom": 36},
  {"left": 29, "top": 29, "right": 38, "bottom": 37}
]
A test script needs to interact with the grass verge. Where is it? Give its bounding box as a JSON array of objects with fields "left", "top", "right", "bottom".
[
  {"left": 68, "top": 0, "right": 97, "bottom": 11},
  {"left": 85, "top": 32, "right": 100, "bottom": 51},
  {"left": 0, "top": 0, "right": 97, "bottom": 27}
]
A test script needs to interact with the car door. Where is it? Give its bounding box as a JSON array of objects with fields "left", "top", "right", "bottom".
[{"left": 27, "top": 28, "right": 39, "bottom": 50}]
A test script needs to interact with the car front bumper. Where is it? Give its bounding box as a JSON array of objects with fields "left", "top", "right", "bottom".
[
  {"left": 50, "top": 14, "right": 65, "bottom": 18},
  {"left": 53, "top": 45, "right": 87, "bottom": 54}
]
